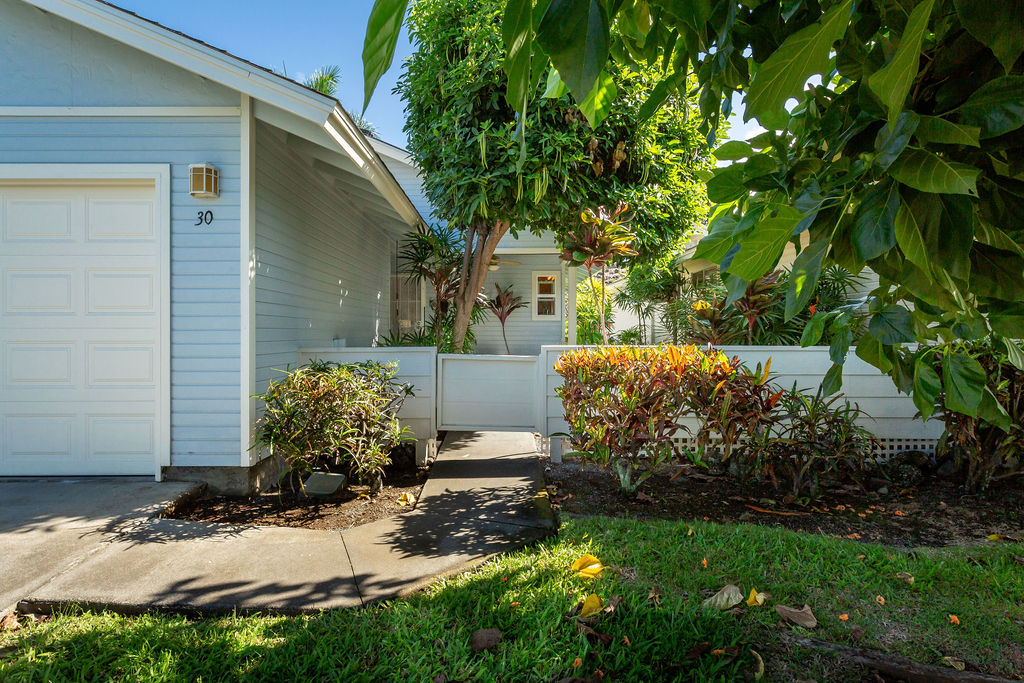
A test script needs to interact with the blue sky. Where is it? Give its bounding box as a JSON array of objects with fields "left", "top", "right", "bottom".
[
  {"left": 116, "top": 1, "right": 754, "bottom": 149},
  {"left": 116, "top": 1, "right": 415, "bottom": 147}
]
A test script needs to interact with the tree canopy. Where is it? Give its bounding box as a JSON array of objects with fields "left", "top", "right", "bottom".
[
  {"left": 364, "top": 0, "right": 1024, "bottom": 412},
  {"left": 391, "top": 0, "right": 714, "bottom": 347}
]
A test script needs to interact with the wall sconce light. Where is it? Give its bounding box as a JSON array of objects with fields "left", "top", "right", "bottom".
[{"left": 189, "top": 163, "right": 220, "bottom": 198}]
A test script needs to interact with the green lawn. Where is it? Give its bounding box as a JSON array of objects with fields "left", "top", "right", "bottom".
[{"left": 2, "top": 517, "right": 1022, "bottom": 682}]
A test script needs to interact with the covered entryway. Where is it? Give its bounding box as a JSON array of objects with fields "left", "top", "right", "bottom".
[
  {"left": 0, "top": 168, "right": 168, "bottom": 476},
  {"left": 437, "top": 354, "right": 539, "bottom": 431}
]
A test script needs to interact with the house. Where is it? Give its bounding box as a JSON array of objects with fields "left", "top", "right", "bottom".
[
  {"left": 0, "top": 0, "right": 426, "bottom": 491},
  {"left": 370, "top": 139, "right": 579, "bottom": 355}
]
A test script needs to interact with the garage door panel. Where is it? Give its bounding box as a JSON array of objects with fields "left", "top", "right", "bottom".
[{"left": 1, "top": 181, "right": 163, "bottom": 476}]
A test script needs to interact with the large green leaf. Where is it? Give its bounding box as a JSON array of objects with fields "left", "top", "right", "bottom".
[
  {"left": 855, "top": 333, "right": 893, "bottom": 373},
  {"left": 958, "top": 76, "right": 1024, "bottom": 139},
  {"left": 578, "top": 71, "right": 618, "bottom": 129},
  {"left": 894, "top": 199, "right": 930, "bottom": 276},
  {"left": 969, "top": 243, "right": 1024, "bottom": 300},
  {"left": 362, "top": 0, "right": 410, "bottom": 111},
  {"left": 867, "top": 0, "right": 935, "bottom": 125},
  {"left": 914, "top": 116, "right": 980, "bottom": 147},
  {"left": 868, "top": 305, "right": 915, "bottom": 344},
  {"left": 745, "top": 0, "right": 853, "bottom": 123},
  {"left": 912, "top": 356, "right": 941, "bottom": 420},
  {"left": 502, "top": 0, "right": 534, "bottom": 112},
  {"left": 977, "top": 386, "right": 1012, "bottom": 431},
  {"left": 989, "top": 302, "right": 1024, "bottom": 338},
  {"left": 874, "top": 112, "right": 919, "bottom": 170},
  {"left": 543, "top": 69, "right": 568, "bottom": 99},
  {"left": 976, "top": 219, "right": 1024, "bottom": 257},
  {"left": 706, "top": 164, "right": 749, "bottom": 203},
  {"left": 714, "top": 140, "right": 755, "bottom": 161},
  {"left": 942, "top": 351, "right": 986, "bottom": 417},
  {"left": 785, "top": 239, "right": 829, "bottom": 321},
  {"left": 536, "top": 0, "right": 610, "bottom": 104},
  {"left": 725, "top": 206, "right": 803, "bottom": 281},
  {"left": 954, "top": 0, "right": 1024, "bottom": 73},
  {"left": 693, "top": 212, "right": 739, "bottom": 263},
  {"left": 890, "top": 148, "right": 981, "bottom": 195},
  {"left": 1004, "top": 338, "right": 1024, "bottom": 372},
  {"left": 801, "top": 311, "right": 829, "bottom": 347},
  {"left": 852, "top": 179, "right": 900, "bottom": 261},
  {"left": 821, "top": 362, "right": 844, "bottom": 395}
]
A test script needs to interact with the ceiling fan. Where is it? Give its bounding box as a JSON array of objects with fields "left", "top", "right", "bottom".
[{"left": 488, "top": 255, "right": 522, "bottom": 271}]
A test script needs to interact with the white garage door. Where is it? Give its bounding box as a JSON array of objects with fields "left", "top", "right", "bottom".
[{"left": 1, "top": 180, "right": 165, "bottom": 476}]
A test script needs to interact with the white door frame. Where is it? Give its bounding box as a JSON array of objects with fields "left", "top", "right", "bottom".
[{"left": 0, "top": 164, "right": 172, "bottom": 479}]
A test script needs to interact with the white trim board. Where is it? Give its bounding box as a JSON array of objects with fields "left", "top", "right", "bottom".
[
  {"left": 0, "top": 106, "right": 241, "bottom": 117},
  {"left": 239, "top": 95, "right": 257, "bottom": 466},
  {"left": 0, "top": 162, "right": 172, "bottom": 480}
]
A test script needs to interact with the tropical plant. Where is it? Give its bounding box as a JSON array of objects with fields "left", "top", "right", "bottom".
[
  {"left": 615, "top": 326, "right": 644, "bottom": 345},
  {"left": 371, "top": 0, "right": 714, "bottom": 352},
  {"left": 555, "top": 345, "right": 735, "bottom": 493},
  {"left": 915, "top": 341, "right": 1024, "bottom": 492},
  {"left": 364, "top": 0, "right": 1024, "bottom": 413},
  {"left": 399, "top": 225, "right": 462, "bottom": 347},
  {"left": 304, "top": 64, "right": 379, "bottom": 136},
  {"left": 252, "top": 361, "right": 413, "bottom": 493},
  {"left": 760, "top": 386, "right": 876, "bottom": 497},
  {"left": 560, "top": 203, "right": 637, "bottom": 344},
  {"left": 576, "top": 277, "right": 614, "bottom": 344},
  {"left": 617, "top": 249, "right": 688, "bottom": 343},
  {"left": 485, "top": 283, "right": 528, "bottom": 354}
]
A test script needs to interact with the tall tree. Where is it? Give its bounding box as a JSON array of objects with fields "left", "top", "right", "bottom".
[
  {"left": 388, "top": 0, "right": 712, "bottom": 350},
  {"left": 365, "top": 0, "right": 1024, "bottom": 412}
]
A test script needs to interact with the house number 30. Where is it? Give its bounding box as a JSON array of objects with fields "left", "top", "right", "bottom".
[{"left": 194, "top": 210, "right": 214, "bottom": 226}]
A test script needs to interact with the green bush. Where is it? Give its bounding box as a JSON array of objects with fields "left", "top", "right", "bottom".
[
  {"left": 253, "top": 360, "right": 413, "bottom": 492},
  {"left": 927, "top": 341, "right": 1024, "bottom": 492}
]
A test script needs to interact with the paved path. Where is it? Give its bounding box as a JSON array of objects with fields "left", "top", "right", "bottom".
[{"left": 12, "top": 431, "right": 555, "bottom": 615}]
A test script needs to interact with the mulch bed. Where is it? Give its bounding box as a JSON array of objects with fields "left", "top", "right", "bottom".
[
  {"left": 545, "top": 458, "right": 1024, "bottom": 548},
  {"left": 170, "top": 449, "right": 429, "bottom": 531}
]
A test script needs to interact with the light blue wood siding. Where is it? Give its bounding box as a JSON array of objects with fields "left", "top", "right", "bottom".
[
  {"left": 384, "top": 159, "right": 435, "bottom": 226},
  {"left": 0, "top": 0, "right": 238, "bottom": 107},
  {"left": 254, "top": 122, "right": 402, "bottom": 392},
  {"left": 474, "top": 255, "right": 566, "bottom": 355},
  {"left": 0, "top": 0, "right": 243, "bottom": 466}
]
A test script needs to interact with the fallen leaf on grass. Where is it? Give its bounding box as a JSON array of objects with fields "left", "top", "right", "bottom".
[
  {"left": 896, "top": 572, "right": 914, "bottom": 585},
  {"left": 746, "top": 588, "right": 768, "bottom": 607},
  {"left": 573, "top": 657, "right": 583, "bottom": 668},
  {"left": 943, "top": 656, "right": 966, "bottom": 670},
  {"left": 775, "top": 604, "right": 817, "bottom": 628},
  {"left": 576, "top": 622, "right": 614, "bottom": 646},
  {"left": 602, "top": 595, "right": 623, "bottom": 615},
  {"left": 948, "top": 614, "right": 960, "bottom": 625},
  {"left": 702, "top": 584, "right": 744, "bottom": 610},
  {"left": 687, "top": 527, "right": 694, "bottom": 537},
  {"left": 470, "top": 628, "right": 502, "bottom": 653},
  {"left": 397, "top": 492, "right": 416, "bottom": 506},
  {"left": 838, "top": 614, "right": 849, "bottom": 621},
  {"left": 579, "top": 594, "right": 603, "bottom": 619},
  {"left": 0, "top": 614, "right": 19, "bottom": 631},
  {"left": 685, "top": 642, "right": 711, "bottom": 659},
  {"left": 701, "top": 557, "right": 708, "bottom": 568},
  {"left": 647, "top": 586, "right": 662, "bottom": 607},
  {"left": 856, "top": 554, "right": 866, "bottom": 560},
  {"left": 875, "top": 595, "right": 886, "bottom": 606},
  {"left": 510, "top": 601, "right": 520, "bottom": 607},
  {"left": 623, "top": 635, "right": 631, "bottom": 646},
  {"left": 988, "top": 533, "right": 1023, "bottom": 542},
  {"left": 751, "top": 649, "right": 765, "bottom": 681},
  {"left": 572, "top": 554, "right": 605, "bottom": 580}
]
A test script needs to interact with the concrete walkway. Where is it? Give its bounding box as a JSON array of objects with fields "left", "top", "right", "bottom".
[{"left": 12, "top": 431, "right": 556, "bottom": 615}]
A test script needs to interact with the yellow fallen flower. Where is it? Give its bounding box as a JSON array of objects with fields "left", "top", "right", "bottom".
[
  {"left": 571, "top": 553, "right": 605, "bottom": 579},
  {"left": 397, "top": 492, "right": 416, "bottom": 506}
]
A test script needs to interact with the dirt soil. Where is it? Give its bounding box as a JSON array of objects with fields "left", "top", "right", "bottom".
[
  {"left": 544, "top": 458, "right": 1024, "bottom": 548},
  {"left": 171, "top": 453, "right": 429, "bottom": 531}
]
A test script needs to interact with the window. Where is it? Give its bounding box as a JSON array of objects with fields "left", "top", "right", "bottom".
[{"left": 532, "top": 271, "right": 560, "bottom": 321}]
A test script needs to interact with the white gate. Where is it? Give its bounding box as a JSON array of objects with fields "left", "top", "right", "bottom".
[{"left": 437, "top": 354, "right": 539, "bottom": 431}]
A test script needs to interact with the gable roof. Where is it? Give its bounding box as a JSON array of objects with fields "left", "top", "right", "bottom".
[{"left": 19, "top": 0, "right": 425, "bottom": 228}]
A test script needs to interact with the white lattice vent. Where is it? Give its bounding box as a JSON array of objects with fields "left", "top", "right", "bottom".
[{"left": 670, "top": 436, "right": 937, "bottom": 459}]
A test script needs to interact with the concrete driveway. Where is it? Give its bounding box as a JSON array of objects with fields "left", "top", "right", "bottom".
[{"left": 0, "top": 478, "right": 200, "bottom": 615}]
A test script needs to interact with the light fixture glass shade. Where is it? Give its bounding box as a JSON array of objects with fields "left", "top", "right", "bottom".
[{"left": 189, "top": 163, "right": 220, "bottom": 198}]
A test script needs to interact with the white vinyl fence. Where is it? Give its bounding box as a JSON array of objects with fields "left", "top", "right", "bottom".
[{"left": 295, "top": 344, "right": 940, "bottom": 466}]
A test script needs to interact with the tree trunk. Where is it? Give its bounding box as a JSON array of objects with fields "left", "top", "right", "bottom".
[
  {"left": 451, "top": 221, "right": 508, "bottom": 352},
  {"left": 500, "top": 323, "right": 511, "bottom": 354}
]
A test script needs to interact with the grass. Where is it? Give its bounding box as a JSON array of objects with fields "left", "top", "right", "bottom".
[{"left": 2, "top": 517, "right": 1022, "bottom": 682}]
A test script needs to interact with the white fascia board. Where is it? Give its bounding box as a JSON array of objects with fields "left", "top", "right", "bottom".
[
  {"left": 324, "top": 107, "right": 425, "bottom": 228},
  {"left": 22, "top": 0, "right": 335, "bottom": 124}
]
